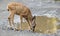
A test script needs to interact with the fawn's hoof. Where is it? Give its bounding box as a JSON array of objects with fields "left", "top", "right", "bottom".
[
  {"left": 7, "top": 25, "right": 15, "bottom": 30},
  {"left": 8, "top": 27, "right": 14, "bottom": 30},
  {"left": 10, "top": 27, "right": 14, "bottom": 30},
  {"left": 15, "top": 28, "right": 21, "bottom": 31}
]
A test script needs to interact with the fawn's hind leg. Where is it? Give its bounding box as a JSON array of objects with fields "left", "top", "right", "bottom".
[{"left": 8, "top": 13, "right": 15, "bottom": 30}]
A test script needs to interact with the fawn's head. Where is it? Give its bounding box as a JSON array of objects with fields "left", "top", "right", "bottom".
[{"left": 31, "top": 16, "right": 36, "bottom": 32}]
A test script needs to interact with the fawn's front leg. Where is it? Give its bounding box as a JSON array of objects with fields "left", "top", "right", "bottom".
[{"left": 26, "top": 18, "right": 32, "bottom": 31}]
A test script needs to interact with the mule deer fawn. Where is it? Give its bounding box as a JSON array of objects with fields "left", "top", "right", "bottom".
[{"left": 7, "top": 2, "right": 36, "bottom": 31}]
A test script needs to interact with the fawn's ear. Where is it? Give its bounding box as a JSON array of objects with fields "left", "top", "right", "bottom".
[{"left": 32, "top": 16, "right": 36, "bottom": 20}]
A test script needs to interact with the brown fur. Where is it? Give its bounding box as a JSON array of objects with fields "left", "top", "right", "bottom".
[{"left": 7, "top": 2, "right": 36, "bottom": 31}]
